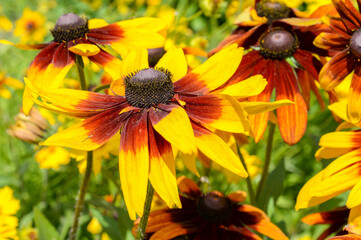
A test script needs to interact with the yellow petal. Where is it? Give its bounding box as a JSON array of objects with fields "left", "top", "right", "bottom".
[
  {"left": 190, "top": 44, "right": 243, "bottom": 93},
  {"left": 347, "top": 180, "right": 361, "bottom": 208},
  {"left": 150, "top": 105, "right": 197, "bottom": 155},
  {"left": 68, "top": 44, "right": 100, "bottom": 56},
  {"left": 148, "top": 130, "right": 181, "bottom": 209},
  {"left": 315, "top": 146, "right": 354, "bottom": 161},
  {"left": 119, "top": 114, "right": 149, "bottom": 220},
  {"left": 0, "top": 88, "right": 11, "bottom": 99},
  {"left": 240, "top": 99, "right": 294, "bottom": 115},
  {"left": 155, "top": 48, "right": 187, "bottom": 82},
  {"left": 280, "top": 18, "right": 322, "bottom": 26},
  {"left": 319, "top": 131, "right": 361, "bottom": 148},
  {"left": 120, "top": 48, "right": 149, "bottom": 78},
  {"left": 88, "top": 18, "right": 108, "bottom": 29},
  {"left": 4, "top": 77, "right": 24, "bottom": 89},
  {"left": 110, "top": 79, "right": 125, "bottom": 96},
  {"left": 347, "top": 205, "right": 361, "bottom": 235},
  {"left": 220, "top": 75, "right": 267, "bottom": 98},
  {"left": 195, "top": 128, "right": 248, "bottom": 178},
  {"left": 328, "top": 101, "right": 348, "bottom": 122}
]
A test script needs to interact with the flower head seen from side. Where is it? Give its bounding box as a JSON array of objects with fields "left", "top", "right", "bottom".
[
  {"left": 315, "top": 0, "right": 361, "bottom": 124},
  {"left": 133, "top": 176, "right": 288, "bottom": 240},
  {"left": 26, "top": 44, "right": 257, "bottom": 220},
  {"left": 14, "top": 8, "right": 47, "bottom": 44},
  {"left": 1, "top": 12, "right": 166, "bottom": 115}
]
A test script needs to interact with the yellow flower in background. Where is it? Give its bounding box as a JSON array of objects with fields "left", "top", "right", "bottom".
[
  {"left": 35, "top": 146, "right": 71, "bottom": 170},
  {"left": 19, "top": 227, "right": 38, "bottom": 240},
  {"left": 0, "top": 16, "right": 12, "bottom": 32},
  {"left": 71, "top": 134, "right": 120, "bottom": 176},
  {"left": 14, "top": 8, "right": 46, "bottom": 44},
  {"left": 0, "top": 72, "right": 23, "bottom": 99},
  {"left": 87, "top": 217, "right": 102, "bottom": 235},
  {"left": 0, "top": 186, "right": 20, "bottom": 240}
]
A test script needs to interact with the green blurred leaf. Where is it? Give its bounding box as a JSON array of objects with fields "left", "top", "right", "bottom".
[
  {"left": 34, "top": 208, "right": 60, "bottom": 240},
  {"left": 257, "top": 159, "right": 285, "bottom": 211}
]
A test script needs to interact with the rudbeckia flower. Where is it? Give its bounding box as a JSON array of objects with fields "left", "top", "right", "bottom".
[
  {"left": 1, "top": 13, "right": 166, "bottom": 114},
  {"left": 25, "top": 44, "right": 263, "bottom": 220},
  {"left": 315, "top": 0, "right": 361, "bottom": 124},
  {"left": 13, "top": 8, "right": 47, "bottom": 44},
  {"left": 209, "top": 0, "right": 330, "bottom": 56},
  {"left": 133, "top": 176, "right": 288, "bottom": 240},
  {"left": 302, "top": 207, "right": 349, "bottom": 239}
]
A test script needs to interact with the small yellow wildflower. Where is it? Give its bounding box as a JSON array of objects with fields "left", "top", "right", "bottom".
[
  {"left": 0, "top": 72, "right": 23, "bottom": 99},
  {"left": 0, "top": 16, "right": 12, "bottom": 32},
  {"left": 14, "top": 8, "right": 46, "bottom": 44}
]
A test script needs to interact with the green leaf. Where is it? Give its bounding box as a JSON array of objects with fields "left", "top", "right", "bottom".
[
  {"left": 257, "top": 159, "right": 285, "bottom": 211},
  {"left": 34, "top": 208, "right": 60, "bottom": 240}
]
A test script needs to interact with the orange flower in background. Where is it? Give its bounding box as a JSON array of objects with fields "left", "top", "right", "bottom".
[
  {"left": 133, "top": 176, "right": 288, "bottom": 240},
  {"left": 1, "top": 13, "right": 166, "bottom": 114},
  {"left": 14, "top": 8, "right": 47, "bottom": 44},
  {"left": 26, "top": 45, "right": 255, "bottom": 220},
  {"left": 315, "top": 0, "right": 361, "bottom": 124}
]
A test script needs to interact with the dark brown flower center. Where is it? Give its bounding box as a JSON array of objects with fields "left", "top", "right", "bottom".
[
  {"left": 260, "top": 29, "right": 299, "bottom": 59},
  {"left": 26, "top": 22, "right": 35, "bottom": 31},
  {"left": 197, "top": 191, "right": 233, "bottom": 223},
  {"left": 350, "top": 29, "right": 361, "bottom": 59},
  {"left": 255, "top": 0, "right": 290, "bottom": 22},
  {"left": 124, "top": 68, "right": 174, "bottom": 108},
  {"left": 51, "top": 13, "right": 89, "bottom": 43}
]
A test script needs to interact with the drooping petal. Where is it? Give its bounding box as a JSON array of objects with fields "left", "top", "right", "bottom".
[
  {"left": 275, "top": 60, "right": 307, "bottom": 145},
  {"left": 89, "top": 17, "right": 166, "bottom": 57},
  {"left": 301, "top": 207, "right": 349, "bottom": 225},
  {"left": 24, "top": 42, "right": 74, "bottom": 114},
  {"left": 348, "top": 64, "right": 361, "bottom": 124},
  {"left": 180, "top": 94, "right": 250, "bottom": 133},
  {"left": 333, "top": 0, "right": 361, "bottom": 30},
  {"left": 319, "top": 49, "right": 355, "bottom": 91},
  {"left": 174, "top": 44, "right": 243, "bottom": 94},
  {"left": 155, "top": 48, "right": 187, "bottom": 82},
  {"left": 68, "top": 43, "right": 100, "bottom": 56},
  {"left": 314, "top": 32, "right": 349, "bottom": 51},
  {"left": 41, "top": 106, "right": 126, "bottom": 150},
  {"left": 177, "top": 176, "right": 201, "bottom": 198},
  {"left": 148, "top": 125, "right": 181, "bottom": 210},
  {"left": 88, "top": 48, "right": 123, "bottom": 81},
  {"left": 228, "top": 191, "right": 247, "bottom": 203},
  {"left": 297, "top": 69, "right": 325, "bottom": 110},
  {"left": 240, "top": 99, "right": 293, "bottom": 115},
  {"left": 219, "top": 75, "right": 267, "bottom": 98},
  {"left": 192, "top": 122, "right": 248, "bottom": 178},
  {"left": 149, "top": 104, "right": 197, "bottom": 155},
  {"left": 119, "top": 112, "right": 149, "bottom": 220}
]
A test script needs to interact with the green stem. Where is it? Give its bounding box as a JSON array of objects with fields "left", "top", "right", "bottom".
[
  {"left": 69, "top": 55, "right": 93, "bottom": 240},
  {"left": 256, "top": 122, "right": 276, "bottom": 201},
  {"left": 75, "top": 55, "right": 86, "bottom": 91},
  {"left": 69, "top": 151, "right": 93, "bottom": 240},
  {"left": 136, "top": 181, "right": 154, "bottom": 240},
  {"left": 93, "top": 84, "right": 110, "bottom": 93},
  {"left": 236, "top": 143, "right": 256, "bottom": 205}
]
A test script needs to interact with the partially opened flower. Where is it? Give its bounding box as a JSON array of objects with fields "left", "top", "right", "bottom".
[
  {"left": 1, "top": 13, "right": 166, "bottom": 114},
  {"left": 13, "top": 8, "right": 47, "bottom": 44},
  {"left": 302, "top": 207, "right": 349, "bottom": 239},
  {"left": 315, "top": 0, "right": 361, "bottom": 124},
  {"left": 25, "top": 44, "right": 264, "bottom": 219},
  {"left": 133, "top": 176, "right": 288, "bottom": 240}
]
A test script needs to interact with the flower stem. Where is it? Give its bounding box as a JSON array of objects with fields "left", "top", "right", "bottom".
[
  {"left": 136, "top": 181, "right": 154, "bottom": 240},
  {"left": 75, "top": 55, "right": 86, "bottom": 91},
  {"left": 69, "top": 55, "right": 93, "bottom": 240},
  {"left": 236, "top": 143, "right": 256, "bottom": 205},
  {"left": 69, "top": 151, "right": 93, "bottom": 240},
  {"left": 93, "top": 84, "right": 110, "bottom": 93},
  {"left": 256, "top": 122, "right": 276, "bottom": 201}
]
